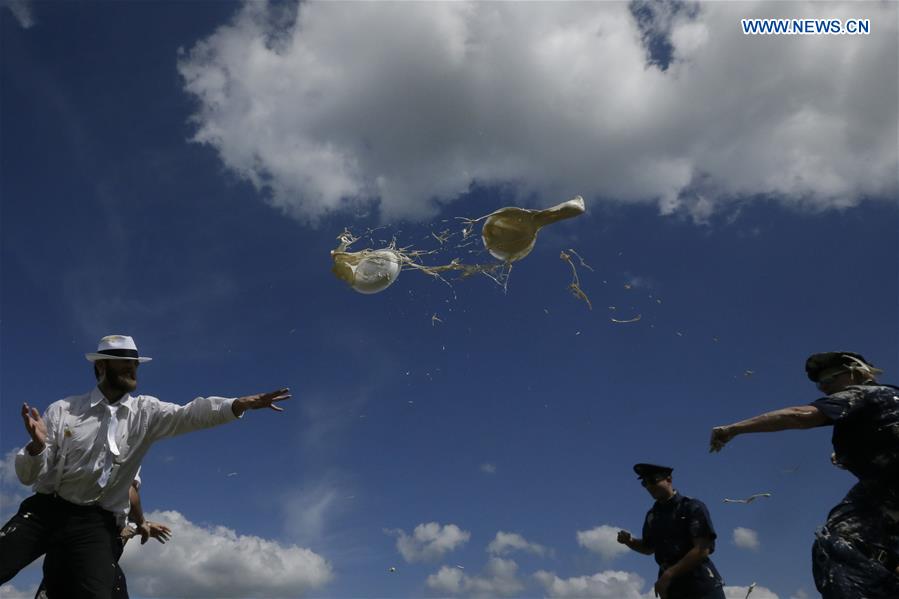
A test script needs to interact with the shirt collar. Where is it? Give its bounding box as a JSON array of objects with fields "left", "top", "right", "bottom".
[
  {"left": 91, "top": 386, "right": 134, "bottom": 412},
  {"left": 655, "top": 491, "right": 680, "bottom": 507}
]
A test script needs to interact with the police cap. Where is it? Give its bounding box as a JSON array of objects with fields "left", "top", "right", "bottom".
[
  {"left": 633, "top": 463, "right": 673, "bottom": 480},
  {"left": 805, "top": 352, "right": 873, "bottom": 382}
]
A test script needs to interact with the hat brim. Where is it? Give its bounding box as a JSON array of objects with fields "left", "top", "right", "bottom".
[
  {"left": 85, "top": 353, "right": 152, "bottom": 363},
  {"left": 633, "top": 463, "right": 673, "bottom": 478}
]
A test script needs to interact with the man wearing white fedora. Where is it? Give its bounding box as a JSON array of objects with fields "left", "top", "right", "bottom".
[{"left": 0, "top": 334, "right": 290, "bottom": 598}]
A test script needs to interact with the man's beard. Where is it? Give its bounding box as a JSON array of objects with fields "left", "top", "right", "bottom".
[{"left": 106, "top": 370, "right": 138, "bottom": 393}]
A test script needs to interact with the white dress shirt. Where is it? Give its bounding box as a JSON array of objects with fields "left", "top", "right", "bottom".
[{"left": 16, "top": 387, "right": 238, "bottom": 516}]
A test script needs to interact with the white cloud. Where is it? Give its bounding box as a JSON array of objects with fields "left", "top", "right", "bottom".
[
  {"left": 0, "top": 583, "right": 32, "bottom": 599},
  {"left": 479, "top": 462, "right": 496, "bottom": 475},
  {"left": 428, "top": 566, "right": 467, "bottom": 595},
  {"left": 733, "top": 527, "right": 760, "bottom": 551},
  {"left": 178, "top": 1, "right": 897, "bottom": 224},
  {"left": 577, "top": 524, "right": 630, "bottom": 560},
  {"left": 119, "top": 510, "right": 332, "bottom": 598},
  {"left": 0, "top": 448, "right": 28, "bottom": 523},
  {"left": 790, "top": 590, "right": 810, "bottom": 599},
  {"left": 534, "top": 569, "right": 652, "bottom": 598},
  {"left": 1, "top": 0, "right": 35, "bottom": 29},
  {"left": 725, "top": 585, "right": 779, "bottom": 599},
  {"left": 387, "top": 521, "right": 470, "bottom": 563},
  {"left": 487, "top": 531, "right": 550, "bottom": 557},
  {"left": 427, "top": 557, "right": 524, "bottom": 598},
  {"left": 0, "top": 448, "right": 19, "bottom": 486},
  {"left": 536, "top": 570, "right": 781, "bottom": 599}
]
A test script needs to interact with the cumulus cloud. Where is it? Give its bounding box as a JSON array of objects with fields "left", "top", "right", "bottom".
[
  {"left": 725, "top": 585, "right": 779, "bottom": 599},
  {"left": 534, "top": 569, "right": 652, "bottom": 598},
  {"left": 0, "top": 448, "right": 19, "bottom": 485},
  {"left": 733, "top": 526, "right": 760, "bottom": 551},
  {"left": 536, "top": 570, "right": 781, "bottom": 599},
  {"left": 1, "top": 0, "right": 35, "bottom": 29},
  {"left": 427, "top": 557, "right": 524, "bottom": 597},
  {"left": 0, "top": 448, "right": 27, "bottom": 523},
  {"left": 480, "top": 462, "right": 496, "bottom": 475},
  {"left": 577, "top": 524, "right": 630, "bottom": 560},
  {"left": 487, "top": 531, "right": 550, "bottom": 557},
  {"left": 178, "top": 1, "right": 897, "bottom": 223},
  {"left": 0, "top": 583, "right": 32, "bottom": 599},
  {"left": 387, "top": 521, "right": 470, "bottom": 563},
  {"left": 119, "top": 510, "right": 332, "bottom": 598}
]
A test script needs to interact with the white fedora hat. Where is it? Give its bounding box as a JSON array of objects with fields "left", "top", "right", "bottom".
[{"left": 85, "top": 335, "right": 153, "bottom": 363}]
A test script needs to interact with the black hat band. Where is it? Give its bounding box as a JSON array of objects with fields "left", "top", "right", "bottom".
[{"left": 97, "top": 348, "right": 140, "bottom": 359}]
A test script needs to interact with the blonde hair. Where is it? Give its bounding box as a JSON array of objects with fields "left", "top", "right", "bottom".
[{"left": 844, "top": 355, "right": 883, "bottom": 382}]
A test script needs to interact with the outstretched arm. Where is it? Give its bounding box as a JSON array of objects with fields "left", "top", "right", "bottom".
[
  {"left": 147, "top": 388, "right": 291, "bottom": 441},
  {"left": 710, "top": 405, "right": 829, "bottom": 452}
]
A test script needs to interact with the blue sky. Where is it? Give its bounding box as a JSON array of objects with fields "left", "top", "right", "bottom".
[{"left": 1, "top": 2, "right": 896, "bottom": 598}]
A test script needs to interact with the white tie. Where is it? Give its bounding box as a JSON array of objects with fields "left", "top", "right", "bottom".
[
  {"left": 98, "top": 403, "right": 121, "bottom": 488},
  {"left": 106, "top": 403, "right": 120, "bottom": 457}
]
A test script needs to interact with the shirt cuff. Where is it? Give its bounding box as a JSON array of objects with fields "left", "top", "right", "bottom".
[
  {"left": 222, "top": 397, "right": 243, "bottom": 420},
  {"left": 15, "top": 445, "right": 46, "bottom": 483},
  {"left": 16, "top": 444, "right": 47, "bottom": 460}
]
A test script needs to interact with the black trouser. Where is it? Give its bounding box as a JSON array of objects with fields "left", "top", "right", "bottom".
[
  {"left": 34, "top": 538, "right": 129, "bottom": 599},
  {"left": 0, "top": 493, "right": 121, "bottom": 599}
]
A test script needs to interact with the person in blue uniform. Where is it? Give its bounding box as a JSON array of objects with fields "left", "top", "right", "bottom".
[
  {"left": 710, "top": 351, "right": 899, "bottom": 598},
  {"left": 617, "top": 463, "right": 725, "bottom": 599}
]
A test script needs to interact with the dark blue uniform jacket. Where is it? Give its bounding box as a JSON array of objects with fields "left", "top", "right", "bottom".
[{"left": 642, "top": 493, "right": 723, "bottom": 599}]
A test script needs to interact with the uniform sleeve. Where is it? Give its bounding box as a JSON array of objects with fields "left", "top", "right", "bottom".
[
  {"left": 15, "top": 403, "right": 61, "bottom": 486},
  {"left": 145, "top": 395, "right": 240, "bottom": 441},
  {"left": 641, "top": 511, "right": 656, "bottom": 550},
  {"left": 810, "top": 387, "right": 866, "bottom": 423},
  {"left": 685, "top": 499, "right": 717, "bottom": 541}
]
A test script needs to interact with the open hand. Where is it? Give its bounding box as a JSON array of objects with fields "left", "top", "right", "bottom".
[
  {"left": 709, "top": 426, "right": 735, "bottom": 453},
  {"left": 21, "top": 403, "right": 47, "bottom": 453},
  {"left": 122, "top": 521, "right": 173, "bottom": 545},
  {"left": 139, "top": 520, "right": 172, "bottom": 545},
  {"left": 233, "top": 388, "right": 291, "bottom": 417}
]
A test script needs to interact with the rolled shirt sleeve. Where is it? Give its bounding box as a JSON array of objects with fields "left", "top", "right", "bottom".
[
  {"left": 810, "top": 388, "right": 865, "bottom": 423},
  {"left": 146, "top": 395, "right": 239, "bottom": 441}
]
